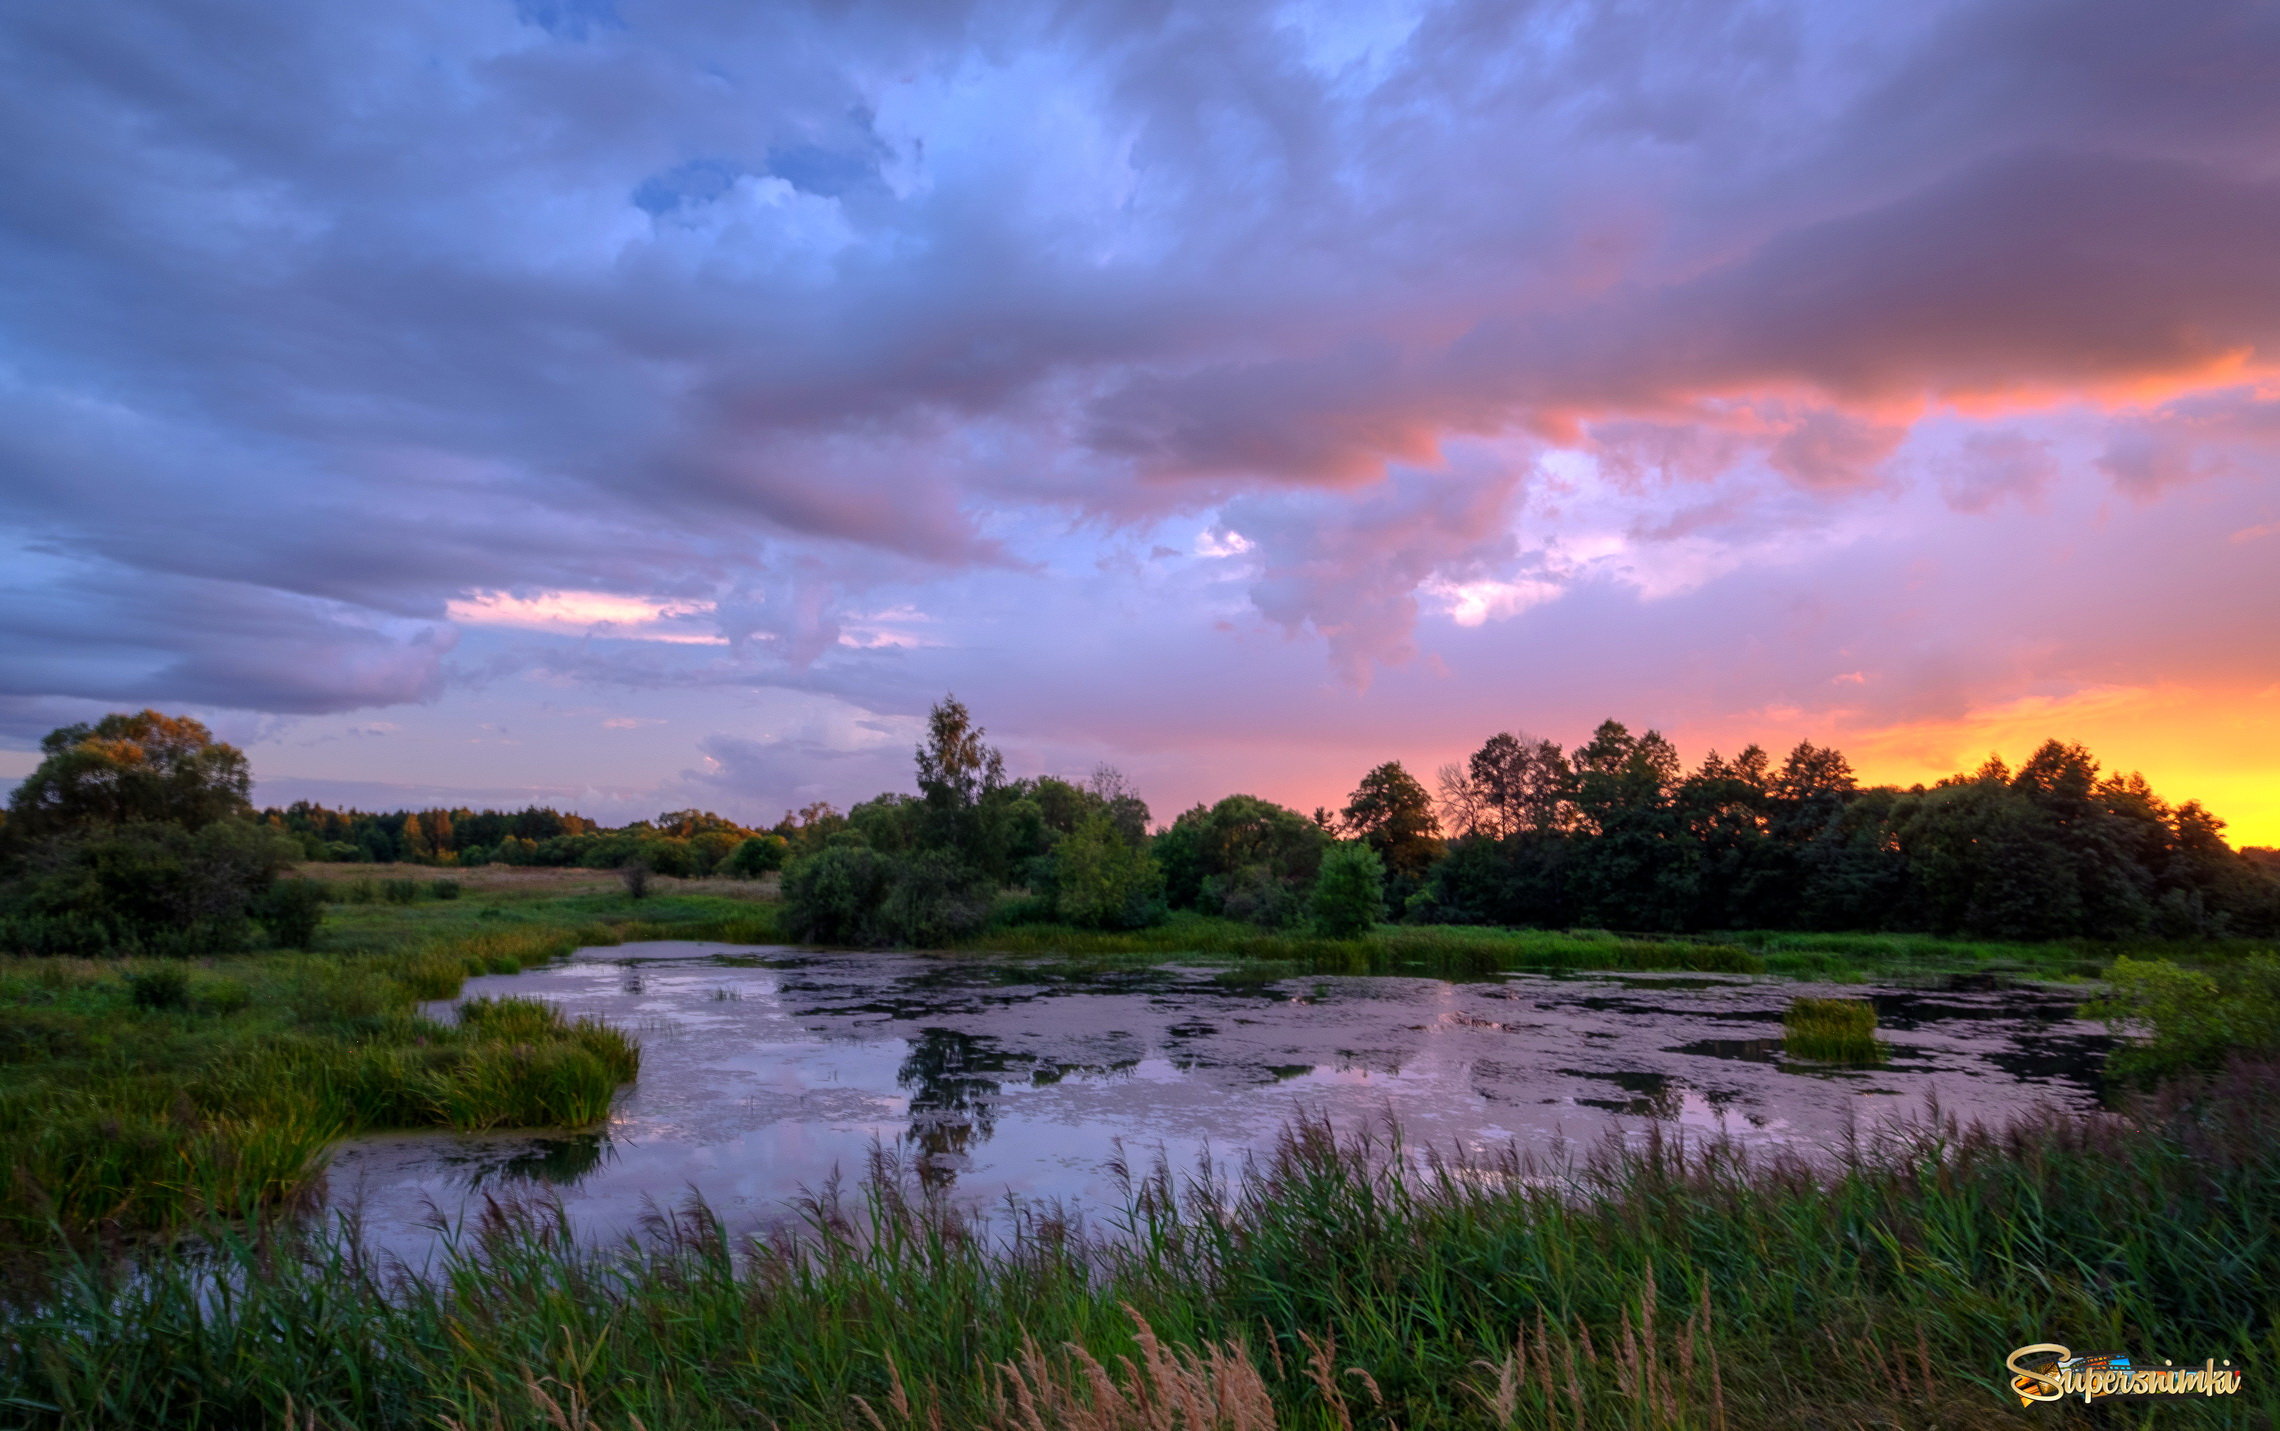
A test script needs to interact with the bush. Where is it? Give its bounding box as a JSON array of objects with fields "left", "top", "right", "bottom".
[
  {"left": 619, "top": 862, "right": 651, "bottom": 900},
  {"left": 124, "top": 966, "right": 192, "bottom": 1011},
  {"left": 1309, "top": 841, "right": 1386, "bottom": 937},
  {"left": 875, "top": 851, "right": 994, "bottom": 947},
  {"left": 1050, "top": 814, "right": 1164, "bottom": 930},
  {"left": 0, "top": 819, "right": 296, "bottom": 957},
  {"left": 2086, "top": 954, "right": 2280, "bottom": 1085},
  {"left": 780, "top": 841, "right": 892, "bottom": 944},
  {"left": 383, "top": 879, "right": 420, "bottom": 905},
  {"left": 430, "top": 879, "right": 462, "bottom": 901},
  {"left": 255, "top": 878, "right": 327, "bottom": 949},
  {"left": 724, "top": 834, "right": 790, "bottom": 877},
  {"left": 781, "top": 842, "right": 993, "bottom": 947}
]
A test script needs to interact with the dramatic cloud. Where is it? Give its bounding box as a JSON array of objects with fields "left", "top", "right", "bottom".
[{"left": 3, "top": 0, "right": 2278, "bottom": 838}]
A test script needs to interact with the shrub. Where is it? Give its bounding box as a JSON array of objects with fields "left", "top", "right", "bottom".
[
  {"left": 255, "top": 879, "right": 327, "bottom": 949},
  {"left": 619, "top": 862, "right": 651, "bottom": 900},
  {"left": 1202, "top": 864, "right": 1308, "bottom": 928},
  {"left": 2086, "top": 953, "right": 2280, "bottom": 1085},
  {"left": 1050, "top": 813, "right": 1164, "bottom": 930},
  {"left": 430, "top": 879, "right": 462, "bottom": 901},
  {"left": 725, "top": 833, "right": 790, "bottom": 877},
  {"left": 383, "top": 879, "right": 420, "bottom": 905},
  {"left": 1309, "top": 841, "right": 1387, "bottom": 937},
  {"left": 780, "top": 842, "right": 892, "bottom": 944},
  {"left": 0, "top": 819, "right": 296, "bottom": 957},
  {"left": 875, "top": 851, "right": 994, "bottom": 947},
  {"left": 1156, "top": 794, "right": 1331, "bottom": 915},
  {"left": 125, "top": 966, "right": 192, "bottom": 1011}
]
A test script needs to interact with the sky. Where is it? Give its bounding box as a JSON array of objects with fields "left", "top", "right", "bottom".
[{"left": 2, "top": 0, "right": 2278, "bottom": 843}]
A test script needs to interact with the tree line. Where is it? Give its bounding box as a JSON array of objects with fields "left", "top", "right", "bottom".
[
  {"left": 5, "top": 704, "right": 2277, "bottom": 957},
  {"left": 1418, "top": 721, "right": 2279, "bottom": 940},
  {"left": 263, "top": 801, "right": 795, "bottom": 878},
  {"left": 774, "top": 701, "right": 2280, "bottom": 945}
]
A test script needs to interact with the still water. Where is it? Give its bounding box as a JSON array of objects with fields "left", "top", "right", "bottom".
[{"left": 323, "top": 942, "right": 2111, "bottom": 1259}]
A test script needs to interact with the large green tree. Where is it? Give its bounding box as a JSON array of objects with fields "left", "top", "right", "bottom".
[
  {"left": 1155, "top": 794, "right": 1330, "bottom": 926},
  {"left": 7, "top": 710, "right": 252, "bottom": 842},
  {"left": 1339, "top": 761, "right": 1445, "bottom": 897}
]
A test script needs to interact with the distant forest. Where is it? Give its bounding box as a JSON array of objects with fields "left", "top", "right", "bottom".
[{"left": 258, "top": 701, "right": 2280, "bottom": 944}]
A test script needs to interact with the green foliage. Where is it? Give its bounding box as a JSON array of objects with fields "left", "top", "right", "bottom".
[
  {"left": 724, "top": 833, "right": 789, "bottom": 876},
  {"left": 124, "top": 966, "right": 191, "bottom": 1012},
  {"left": 428, "top": 878, "right": 461, "bottom": 900},
  {"left": 5, "top": 710, "right": 252, "bottom": 842},
  {"left": 0, "top": 819, "right": 298, "bottom": 957},
  {"left": 1338, "top": 760, "right": 1444, "bottom": 895},
  {"left": 1780, "top": 996, "right": 1882, "bottom": 1063},
  {"left": 1309, "top": 840, "right": 1385, "bottom": 937},
  {"left": 0, "top": 908, "right": 682, "bottom": 1246},
  {"left": 778, "top": 840, "right": 892, "bottom": 944},
  {"left": 875, "top": 850, "right": 995, "bottom": 946},
  {"left": 1049, "top": 812, "right": 1164, "bottom": 930},
  {"left": 1424, "top": 724, "right": 2279, "bottom": 941},
  {"left": 956, "top": 912, "right": 1764, "bottom": 975},
  {"left": 1156, "top": 794, "right": 1331, "bottom": 927},
  {"left": 382, "top": 878, "right": 420, "bottom": 905},
  {"left": 252, "top": 878, "right": 327, "bottom": 949},
  {"left": 2086, "top": 953, "right": 2280, "bottom": 1085}
]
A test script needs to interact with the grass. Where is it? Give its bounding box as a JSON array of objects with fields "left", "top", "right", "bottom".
[
  {"left": 1780, "top": 996, "right": 1883, "bottom": 1065},
  {"left": 957, "top": 913, "right": 2280, "bottom": 987},
  {"left": 3, "top": 1061, "right": 2274, "bottom": 1429},
  {"left": 0, "top": 878, "right": 784, "bottom": 1251},
  {"left": 957, "top": 915, "right": 1768, "bottom": 976}
]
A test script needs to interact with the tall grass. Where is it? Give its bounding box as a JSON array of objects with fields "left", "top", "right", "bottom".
[
  {"left": 0, "top": 886, "right": 785, "bottom": 1250},
  {"left": 6, "top": 1062, "right": 2275, "bottom": 1429},
  {"left": 1780, "top": 996, "right": 1882, "bottom": 1064},
  {"left": 959, "top": 916, "right": 1765, "bottom": 976},
  {"left": 0, "top": 931, "right": 651, "bottom": 1250}
]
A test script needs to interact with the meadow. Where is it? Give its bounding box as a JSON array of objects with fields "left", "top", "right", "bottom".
[{"left": 0, "top": 870, "right": 778, "bottom": 1250}]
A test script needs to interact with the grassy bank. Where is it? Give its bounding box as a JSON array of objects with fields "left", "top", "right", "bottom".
[
  {"left": 6, "top": 1061, "right": 2274, "bottom": 1429},
  {"left": 958, "top": 916, "right": 1769, "bottom": 975},
  {"left": 0, "top": 880, "right": 782, "bottom": 1249},
  {"left": 958, "top": 911, "right": 2276, "bottom": 984}
]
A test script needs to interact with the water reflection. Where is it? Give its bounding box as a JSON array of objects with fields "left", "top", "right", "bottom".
[
  {"left": 320, "top": 942, "right": 2115, "bottom": 1263},
  {"left": 897, "top": 1027, "right": 1008, "bottom": 1185}
]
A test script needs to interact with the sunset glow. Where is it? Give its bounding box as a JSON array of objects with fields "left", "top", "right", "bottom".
[{"left": 0, "top": 0, "right": 2271, "bottom": 851}]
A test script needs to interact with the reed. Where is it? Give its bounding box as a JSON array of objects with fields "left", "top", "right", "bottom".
[
  {"left": 1781, "top": 996, "right": 1883, "bottom": 1064},
  {"left": 8, "top": 1061, "right": 2275, "bottom": 1430},
  {"left": 959, "top": 917, "right": 1764, "bottom": 975}
]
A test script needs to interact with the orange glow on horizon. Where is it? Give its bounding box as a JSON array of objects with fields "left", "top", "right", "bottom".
[{"left": 1825, "top": 684, "right": 2280, "bottom": 850}]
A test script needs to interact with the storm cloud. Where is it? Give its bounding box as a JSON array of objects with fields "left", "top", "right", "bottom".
[{"left": 2, "top": 0, "right": 2277, "bottom": 834}]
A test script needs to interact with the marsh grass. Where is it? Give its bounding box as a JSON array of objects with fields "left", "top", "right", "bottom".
[
  {"left": 1780, "top": 996, "right": 1883, "bottom": 1065},
  {"left": 6, "top": 1062, "right": 2275, "bottom": 1430},
  {"left": 0, "top": 883, "right": 783, "bottom": 1250},
  {"left": 958, "top": 916, "right": 1765, "bottom": 976}
]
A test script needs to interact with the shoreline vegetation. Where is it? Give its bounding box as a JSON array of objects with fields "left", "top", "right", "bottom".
[{"left": 6, "top": 1062, "right": 2276, "bottom": 1428}]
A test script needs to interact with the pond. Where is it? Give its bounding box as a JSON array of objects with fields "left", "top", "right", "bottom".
[{"left": 322, "top": 942, "right": 2112, "bottom": 1262}]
